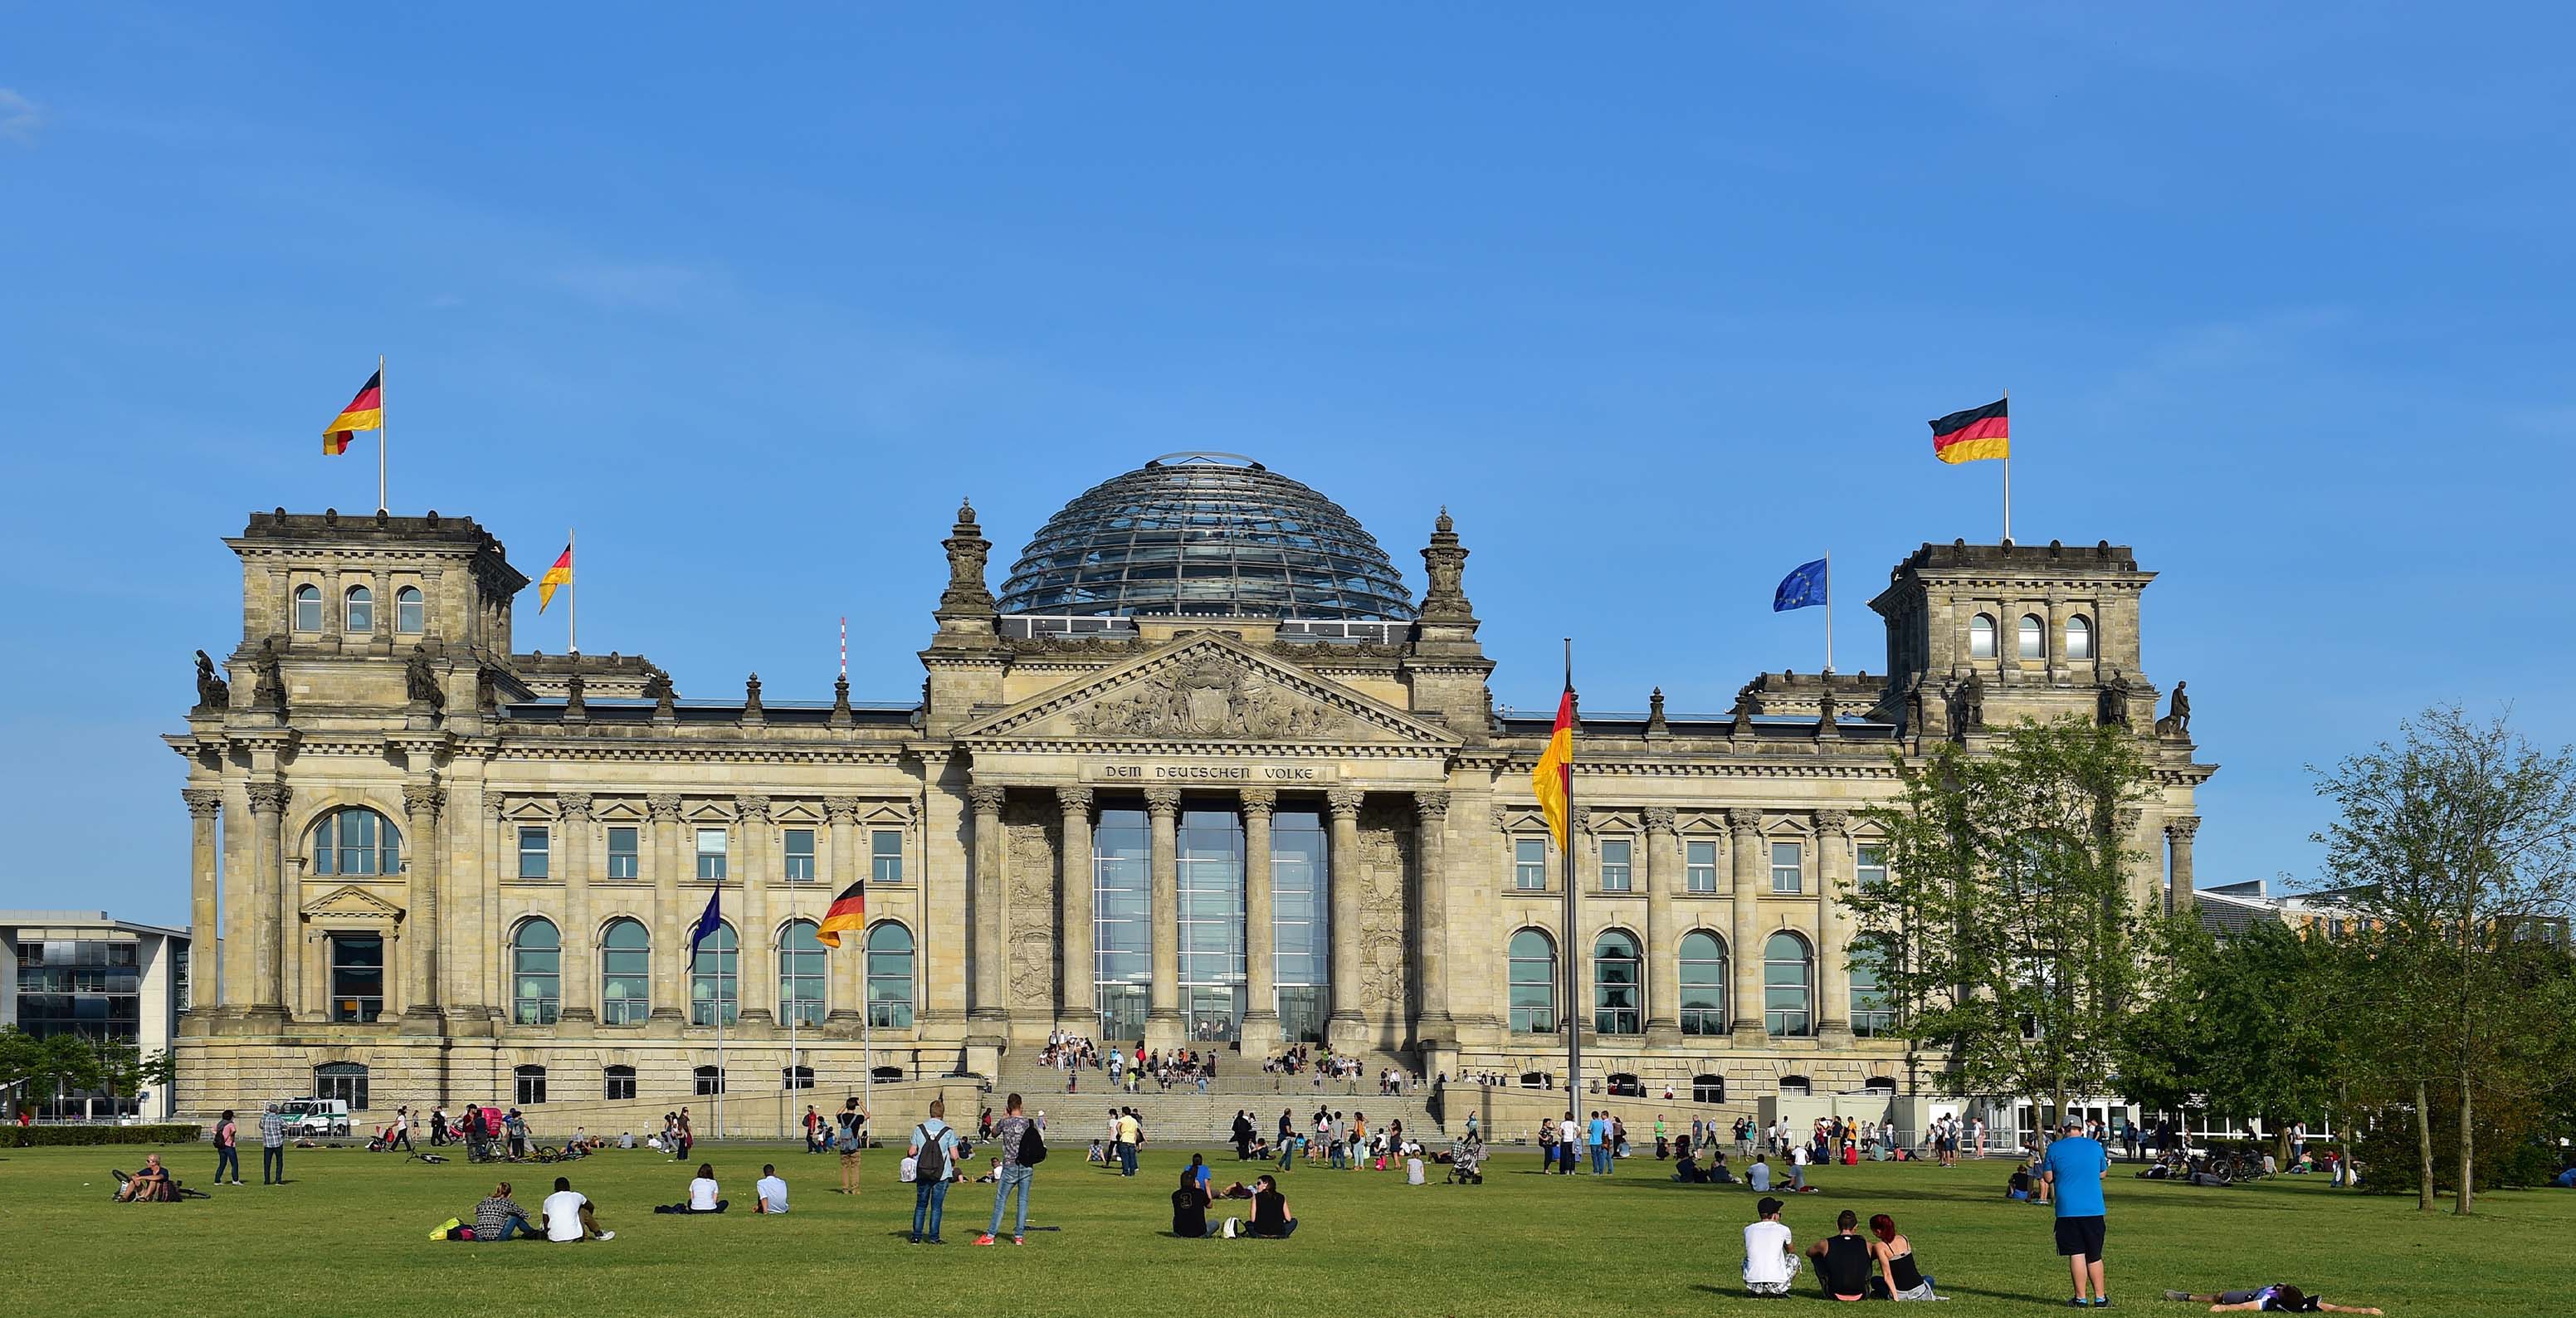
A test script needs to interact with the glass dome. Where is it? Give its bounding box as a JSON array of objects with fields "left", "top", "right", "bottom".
[{"left": 996, "top": 452, "right": 1417, "bottom": 620}]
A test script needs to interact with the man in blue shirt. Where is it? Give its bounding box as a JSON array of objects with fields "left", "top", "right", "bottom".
[
  {"left": 1588, "top": 1112, "right": 1611, "bottom": 1175},
  {"left": 2039, "top": 1119, "right": 2113, "bottom": 1306},
  {"left": 907, "top": 1099, "right": 961, "bottom": 1244}
]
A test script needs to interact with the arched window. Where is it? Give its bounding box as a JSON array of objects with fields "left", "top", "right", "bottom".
[
  {"left": 1517, "top": 1071, "right": 1549, "bottom": 1089},
  {"left": 778, "top": 920, "right": 826, "bottom": 1027},
  {"left": 1778, "top": 1074, "right": 1812, "bottom": 1097},
  {"left": 510, "top": 917, "right": 561, "bottom": 1025},
  {"left": 603, "top": 1064, "right": 637, "bottom": 1101},
  {"left": 2064, "top": 613, "right": 2093, "bottom": 660},
  {"left": 866, "top": 922, "right": 914, "bottom": 1029},
  {"left": 310, "top": 807, "right": 400, "bottom": 876},
  {"left": 599, "top": 919, "right": 650, "bottom": 1025},
  {"left": 2017, "top": 613, "right": 2044, "bottom": 659},
  {"left": 344, "top": 584, "right": 374, "bottom": 633},
  {"left": 315, "top": 1062, "right": 368, "bottom": 1111},
  {"left": 694, "top": 1064, "right": 724, "bottom": 1096},
  {"left": 396, "top": 585, "right": 424, "bottom": 632},
  {"left": 1864, "top": 1076, "right": 1897, "bottom": 1096},
  {"left": 1592, "top": 930, "right": 1642, "bottom": 1035},
  {"left": 293, "top": 583, "right": 323, "bottom": 632},
  {"left": 1606, "top": 1071, "right": 1644, "bottom": 1096},
  {"left": 1508, "top": 929, "right": 1557, "bottom": 1033},
  {"left": 1850, "top": 944, "right": 1893, "bottom": 1037},
  {"left": 782, "top": 1064, "right": 816, "bottom": 1091},
  {"left": 1691, "top": 1073, "right": 1727, "bottom": 1105},
  {"left": 514, "top": 1064, "right": 547, "bottom": 1106},
  {"left": 871, "top": 1064, "right": 908, "bottom": 1083},
  {"left": 1678, "top": 930, "right": 1728, "bottom": 1035},
  {"left": 1764, "top": 931, "right": 1813, "bottom": 1037},
  {"left": 1969, "top": 613, "right": 1997, "bottom": 659},
  {"left": 690, "top": 922, "right": 738, "bottom": 1027}
]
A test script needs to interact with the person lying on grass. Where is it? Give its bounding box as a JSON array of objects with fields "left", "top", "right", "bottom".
[{"left": 2164, "top": 1285, "right": 2382, "bottom": 1313}]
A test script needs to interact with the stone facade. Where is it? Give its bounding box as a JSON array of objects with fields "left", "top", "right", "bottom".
[{"left": 167, "top": 493, "right": 2215, "bottom": 1122}]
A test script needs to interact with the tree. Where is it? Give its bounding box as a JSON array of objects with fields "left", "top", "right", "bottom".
[
  {"left": 1849, "top": 716, "right": 2160, "bottom": 1139},
  {"left": 95, "top": 1043, "right": 177, "bottom": 1114},
  {"left": 0, "top": 1026, "right": 41, "bottom": 1116},
  {"left": 2115, "top": 915, "right": 2343, "bottom": 1162},
  {"left": 2306, "top": 705, "right": 2576, "bottom": 1213},
  {"left": 32, "top": 1033, "right": 102, "bottom": 1115}
]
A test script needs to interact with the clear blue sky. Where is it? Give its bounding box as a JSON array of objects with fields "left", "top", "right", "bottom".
[{"left": 5, "top": 5, "right": 2573, "bottom": 926}]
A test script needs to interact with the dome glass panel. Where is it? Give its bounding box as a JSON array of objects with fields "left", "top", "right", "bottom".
[{"left": 996, "top": 452, "right": 1417, "bottom": 620}]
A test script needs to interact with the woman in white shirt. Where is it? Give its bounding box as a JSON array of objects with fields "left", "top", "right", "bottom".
[{"left": 652, "top": 1162, "right": 729, "bottom": 1213}]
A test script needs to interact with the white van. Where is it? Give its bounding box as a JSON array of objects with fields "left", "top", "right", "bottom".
[{"left": 276, "top": 1097, "right": 352, "bottom": 1138}]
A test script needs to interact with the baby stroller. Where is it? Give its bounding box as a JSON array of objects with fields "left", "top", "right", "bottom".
[{"left": 1445, "top": 1138, "right": 1485, "bottom": 1184}]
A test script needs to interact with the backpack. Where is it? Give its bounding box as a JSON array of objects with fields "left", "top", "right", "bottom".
[
  {"left": 914, "top": 1125, "right": 947, "bottom": 1183},
  {"left": 837, "top": 1118, "right": 862, "bottom": 1154},
  {"left": 1017, "top": 1120, "right": 1047, "bottom": 1167}
]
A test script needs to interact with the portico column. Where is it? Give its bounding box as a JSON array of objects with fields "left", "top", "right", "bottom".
[
  {"left": 1239, "top": 788, "right": 1279, "bottom": 1044},
  {"left": 557, "top": 793, "right": 596, "bottom": 1028},
  {"left": 400, "top": 778, "right": 446, "bottom": 1030},
  {"left": 1815, "top": 809, "right": 1855, "bottom": 1046},
  {"left": 1642, "top": 807, "right": 1681, "bottom": 1046},
  {"left": 1727, "top": 808, "right": 1766, "bottom": 1045},
  {"left": 1056, "top": 788, "right": 1096, "bottom": 1036},
  {"left": 1142, "top": 788, "right": 1186, "bottom": 1049},
  {"left": 1324, "top": 787, "right": 1365, "bottom": 1048},
  {"left": 968, "top": 783, "right": 1009, "bottom": 1030},
  {"left": 246, "top": 781, "right": 290, "bottom": 1015},
  {"left": 2166, "top": 816, "right": 2200, "bottom": 913},
  {"left": 735, "top": 796, "right": 774, "bottom": 1029},
  {"left": 183, "top": 788, "right": 222, "bottom": 1012},
  {"left": 646, "top": 793, "right": 686, "bottom": 1026},
  {"left": 823, "top": 798, "right": 864, "bottom": 1026},
  {"left": 1412, "top": 791, "right": 1453, "bottom": 1041}
]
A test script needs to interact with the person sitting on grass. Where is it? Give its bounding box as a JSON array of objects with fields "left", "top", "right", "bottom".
[
  {"left": 1865, "top": 1213, "right": 1941, "bottom": 1301},
  {"left": 541, "top": 1175, "right": 613, "bottom": 1241},
  {"left": 1673, "top": 1137, "right": 1708, "bottom": 1184},
  {"left": 1247, "top": 1174, "right": 1297, "bottom": 1237},
  {"left": 755, "top": 1164, "right": 789, "bottom": 1213},
  {"left": 470, "top": 1181, "right": 535, "bottom": 1240},
  {"left": 1807, "top": 1208, "right": 1876, "bottom": 1301},
  {"left": 2162, "top": 1286, "right": 2382, "bottom": 1313},
  {"left": 653, "top": 1163, "right": 729, "bottom": 1213},
  {"left": 115, "top": 1154, "right": 174, "bottom": 1203},
  {"left": 1743, "top": 1195, "right": 1799, "bottom": 1296},
  {"left": 1173, "top": 1164, "right": 1216, "bottom": 1237},
  {"left": 1747, "top": 1154, "right": 1773, "bottom": 1193},
  {"left": 2008, "top": 1162, "right": 2037, "bottom": 1200}
]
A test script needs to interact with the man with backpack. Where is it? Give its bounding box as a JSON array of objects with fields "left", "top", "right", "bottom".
[
  {"left": 974, "top": 1093, "right": 1043, "bottom": 1246},
  {"left": 836, "top": 1099, "right": 867, "bottom": 1195},
  {"left": 907, "top": 1099, "right": 959, "bottom": 1244}
]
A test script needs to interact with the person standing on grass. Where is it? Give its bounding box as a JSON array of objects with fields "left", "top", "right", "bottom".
[
  {"left": 258, "top": 1101, "right": 287, "bottom": 1184},
  {"left": 2040, "top": 1118, "right": 2113, "bottom": 1307},
  {"left": 1116, "top": 1106, "right": 1143, "bottom": 1178},
  {"left": 212, "top": 1109, "right": 242, "bottom": 1185},
  {"left": 909, "top": 1099, "right": 959, "bottom": 1244},
  {"left": 389, "top": 1105, "right": 415, "bottom": 1153},
  {"left": 837, "top": 1101, "right": 868, "bottom": 1194},
  {"left": 976, "top": 1093, "right": 1038, "bottom": 1246}
]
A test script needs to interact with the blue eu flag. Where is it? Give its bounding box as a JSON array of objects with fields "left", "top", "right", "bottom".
[
  {"left": 687, "top": 888, "right": 723, "bottom": 956},
  {"left": 1773, "top": 559, "right": 1828, "bottom": 612}
]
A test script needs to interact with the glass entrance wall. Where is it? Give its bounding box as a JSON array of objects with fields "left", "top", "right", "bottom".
[
  {"left": 1093, "top": 806, "right": 1150, "bottom": 1042},
  {"left": 1178, "top": 808, "right": 1247, "bottom": 1042},
  {"left": 1270, "top": 808, "right": 1328, "bottom": 1043}
]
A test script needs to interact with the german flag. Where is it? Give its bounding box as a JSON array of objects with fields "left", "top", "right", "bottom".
[
  {"left": 536, "top": 544, "right": 573, "bottom": 612},
  {"left": 816, "top": 878, "right": 866, "bottom": 949},
  {"left": 322, "top": 369, "right": 383, "bottom": 454},
  {"left": 1530, "top": 679, "right": 1574, "bottom": 847},
  {"left": 1930, "top": 398, "right": 2008, "bottom": 464}
]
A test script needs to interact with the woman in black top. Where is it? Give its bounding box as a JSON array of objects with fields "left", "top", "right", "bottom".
[
  {"left": 1867, "top": 1213, "right": 1941, "bottom": 1301},
  {"left": 1806, "top": 1209, "right": 1875, "bottom": 1301},
  {"left": 1170, "top": 1165, "right": 1213, "bottom": 1237},
  {"left": 1248, "top": 1174, "right": 1296, "bottom": 1237}
]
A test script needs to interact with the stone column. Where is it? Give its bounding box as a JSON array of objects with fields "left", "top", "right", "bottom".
[
  {"left": 557, "top": 793, "right": 596, "bottom": 1028},
  {"left": 1324, "top": 787, "right": 1366, "bottom": 1048},
  {"left": 220, "top": 778, "right": 254, "bottom": 1013},
  {"left": 1642, "top": 806, "right": 1681, "bottom": 1046},
  {"left": 968, "top": 783, "right": 1009, "bottom": 1031},
  {"left": 823, "top": 798, "right": 864, "bottom": 1026},
  {"left": 246, "top": 781, "right": 290, "bottom": 1014},
  {"left": 183, "top": 788, "right": 222, "bottom": 1011},
  {"left": 400, "top": 778, "right": 446, "bottom": 1031},
  {"left": 1056, "top": 788, "right": 1096, "bottom": 1036},
  {"left": 1143, "top": 787, "right": 1185, "bottom": 1049},
  {"left": 1727, "top": 808, "right": 1766, "bottom": 1044},
  {"left": 1412, "top": 791, "right": 1452, "bottom": 1042},
  {"left": 2166, "top": 816, "right": 2200, "bottom": 913},
  {"left": 474, "top": 788, "right": 509, "bottom": 1024},
  {"left": 1814, "top": 809, "right": 1855, "bottom": 1046},
  {"left": 646, "top": 793, "right": 686, "bottom": 1027},
  {"left": 1237, "top": 788, "right": 1278, "bottom": 1044},
  {"left": 734, "top": 795, "right": 774, "bottom": 1029}
]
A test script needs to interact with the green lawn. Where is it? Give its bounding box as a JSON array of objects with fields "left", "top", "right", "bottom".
[{"left": 5, "top": 1140, "right": 2559, "bottom": 1317}]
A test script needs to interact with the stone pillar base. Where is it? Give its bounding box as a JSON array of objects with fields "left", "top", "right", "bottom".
[
  {"left": 1325, "top": 1012, "right": 1371, "bottom": 1054},
  {"left": 1730, "top": 1023, "right": 1769, "bottom": 1047},
  {"left": 443, "top": 1005, "right": 496, "bottom": 1037},
  {"left": 964, "top": 1037, "right": 1005, "bottom": 1079},
  {"left": 736, "top": 1008, "right": 776, "bottom": 1038},
  {"left": 1055, "top": 1013, "right": 1098, "bottom": 1040},
  {"left": 1238, "top": 1010, "right": 1281, "bottom": 1051},
  {"left": 646, "top": 1008, "right": 687, "bottom": 1039},
  {"left": 1642, "top": 1023, "right": 1683, "bottom": 1049},
  {"left": 1144, "top": 1008, "right": 1186, "bottom": 1053},
  {"left": 554, "top": 1008, "right": 598, "bottom": 1040},
  {"left": 1816, "top": 1023, "right": 1855, "bottom": 1049},
  {"left": 398, "top": 1005, "right": 446, "bottom": 1037}
]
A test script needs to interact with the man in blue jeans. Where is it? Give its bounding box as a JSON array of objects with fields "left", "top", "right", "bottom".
[
  {"left": 908, "top": 1098, "right": 959, "bottom": 1244},
  {"left": 1589, "top": 1111, "right": 1611, "bottom": 1175},
  {"left": 2039, "top": 1118, "right": 2113, "bottom": 1307},
  {"left": 974, "top": 1093, "right": 1037, "bottom": 1246},
  {"left": 258, "top": 1102, "right": 288, "bottom": 1184}
]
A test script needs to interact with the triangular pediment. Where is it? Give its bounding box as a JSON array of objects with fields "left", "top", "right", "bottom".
[
  {"left": 301, "top": 884, "right": 403, "bottom": 921},
  {"left": 958, "top": 632, "right": 1459, "bottom": 749}
]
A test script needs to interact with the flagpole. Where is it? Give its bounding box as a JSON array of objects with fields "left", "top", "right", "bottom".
[
  {"left": 1560, "top": 638, "right": 1580, "bottom": 1111},
  {"left": 1822, "top": 552, "right": 1833, "bottom": 675},
  {"left": 2001, "top": 388, "right": 2012, "bottom": 544},
  {"left": 567, "top": 527, "right": 578, "bottom": 655},
  {"left": 376, "top": 354, "right": 388, "bottom": 514},
  {"left": 715, "top": 949, "right": 725, "bottom": 1142}
]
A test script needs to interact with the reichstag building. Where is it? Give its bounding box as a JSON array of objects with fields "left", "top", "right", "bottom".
[{"left": 168, "top": 452, "right": 2213, "bottom": 1115}]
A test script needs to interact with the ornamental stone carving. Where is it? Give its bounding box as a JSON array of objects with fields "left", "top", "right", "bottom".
[
  {"left": 402, "top": 782, "right": 446, "bottom": 821},
  {"left": 1643, "top": 806, "right": 1678, "bottom": 835},
  {"left": 558, "top": 791, "right": 593, "bottom": 824},
  {"left": 940, "top": 500, "right": 998, "bottom": 616},
  {"left": 2165, "top": 816, "right": 2201, "bottom": 842},
  {"left": 823, "top": 796, "right": 863, "bottom": 825},
  {"left": 1413, "top": 791, "right": 1448, "bottom": 824},
  {"left": 1813, "top": 808, "right": 1852, "bottom": 838},
  {"left": 1143, "top": 787, "right": 1183, "bottom": 818},
  {"left": 1237, "top": 787, "right": 1275, "bottom": 820},
  {"left": 1004, "top": 802, "right": 1059, "bottom": 1003},
  {"left": 192, "top": 650, "right": 230, "bottom": 711},
  {"left": 1418, "top": 509, "right": 1476, "bottom": 623},
  {"left": 646, "top": 793, "right": 685, "bottom": 823},
  {"left": 967, "top": 784, "right": 1007, "bottom": 815},
  {"left": 250, "top": 637, "right": 286, "bottom": 712},
  {"left": 246, "top": 782, "right": 291, "bottom": 814},
  {"left": 1056, "top": 786, "right": 1094, "bottom": 816},
  {"left": 1569, "top": 805, "right": 1591, "bottom": 837},
  {"left": 1727, "top": 808, "right": 1763, "bottom": 836},
  {"left": 1066, "top": 653, "right": 1343, "bottom": 741},
  {"left": 487, "top": 788, "right": 514, "bottom": 819},
  {"left": 1326, "top": 787, "right": 1364, "bottom": 821},
  {"left": 1356, "top": 809, "right": 1412, "bottom": 1009},
  {"left": 734, "top": 794, "right": 772, "bottom": 826}
]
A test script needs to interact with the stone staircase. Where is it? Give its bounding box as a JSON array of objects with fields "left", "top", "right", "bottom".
[{"left": 987, "top": 1057, "right": 1444, "bottom": 1146}]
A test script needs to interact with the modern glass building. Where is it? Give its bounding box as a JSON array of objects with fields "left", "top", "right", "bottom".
[{"left": 2, "top": 910, "right": 193, "bottom": 1120}]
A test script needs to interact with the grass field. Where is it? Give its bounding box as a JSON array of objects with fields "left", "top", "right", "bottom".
[{"left": 6, "top": 1140, "right": 2559, "bottom": 1317}]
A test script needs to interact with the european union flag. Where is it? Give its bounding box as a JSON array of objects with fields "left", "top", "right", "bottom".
[
  {"left": 686, "top": 888, "right": 723, "bottom": 956},
  {"left": 1773, "top": 559, "right": 1828, "bottom": 612}
]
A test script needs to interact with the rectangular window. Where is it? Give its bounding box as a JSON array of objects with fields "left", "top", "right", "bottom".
[
  {"left": 607, "top": 827, "right": 640, "bottom": 880},
  {"left": 1770, "top": 841, "right": 1803, "bottom": 894},
  {"left": 603, "top": 1067, "right": 637, "bottom": 1101},
  {"left": 696, "top": 827, "right": 728, "bottom": 880},
  {"left": 515, "top": 1067, "right": 547, "bottom": 1106},
  {"left": 329, "top": 935, "right": 384, "bottom": 1023},
  {"left": 1599, "top": 837, "right": 1632, "bottom": 891},
  {"left": 1515, "top": 837, "right": 1548, "bottom": 891},
  {"left": 871, "top": 829, "right": 903, "bottom": 884},
  {"left": 1856, "top": 843, "right": 1888, "bottom": 891},
  {"left": 517, "top": 827, "right": 550, "bottom": 880},
  {"left": 783, "top": 828, "right": 816, "bottom": 881},
  {"left": 1686, "top": 839, "right": 1719, "bottom": 894}
]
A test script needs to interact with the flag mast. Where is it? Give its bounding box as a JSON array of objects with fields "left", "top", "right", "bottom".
[
  {"left": 567, "top": 527, "right": 578, "bottom": 655},
  {"left": 376, "top": 354, "right": 388, "bottom": 514},
  {"left": 2001, "top": 388, "right": 2012, "bottom": 544},
  {"left": 1560, "top": 637, "right": 1580, "bottom": 1109},
  {"left": 1822, "top": 552, "right": 1833, "bottom": 675}
]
